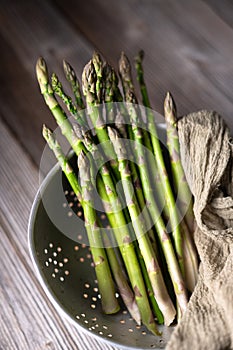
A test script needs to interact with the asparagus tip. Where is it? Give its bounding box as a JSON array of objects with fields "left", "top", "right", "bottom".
[
  {"left": 82, "top": 60, "right": 96, "bottom": 97},
  {"left": 77, "top": 149, "right": 87, "bottom": 168},
  {"left": 126, "top": 90, "right": 137, "bottom": 104},
  {"left": 92, "top": 51, "right": 102, "bottom": 66},
  {"left": 63, "top": 60, "right": 76, "bottom": 81},
  {"left": 119, "top": 51, "right": 135, "bottom": 95},
  {"left": 36, "top": 57, "right": 49, "bottom": 86},
  {"left": 73, "top": 123, "right": 84, "bottom": 140},
  {"left": 62, "top": 59, "right": 67, "bottom": 69},
  {"left": 164, "top": 91, "right": 177, "bottom": 124},
  {"left": 63, "top": 59, "right": 70, "bottom": 75},
  {"left": 119, "top": 51, "right": 130, "bottom": 75},
  {"left": 51, "top": 72, "right": 59, "bottom": 88},
  {"left": 107, "top": 126, "right": 118, "bottom": 140},
  {"left": 42, "top": 124, "right": 53, "bottom": 142}
]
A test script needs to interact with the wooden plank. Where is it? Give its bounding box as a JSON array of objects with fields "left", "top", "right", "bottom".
[
  {"left": 53, "top": 0, "right": 233, "bottom": 132},
  {"left": 0, "top": 119, "right": 117, "bottom": 350},
  {"left": 0, "top": 0, "right": 94, "bottom": 167},
  {"left": 203, "top": 0, "right": 233, "bottom": 30}
]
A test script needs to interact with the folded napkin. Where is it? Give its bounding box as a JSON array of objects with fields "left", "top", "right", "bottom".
[{"left": 166, "top": 110, "right": 233, "bottom": 350}]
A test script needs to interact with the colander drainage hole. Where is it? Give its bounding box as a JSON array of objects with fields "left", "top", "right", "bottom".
[{"left": 43, "top": 243, "right": 70, "bottom": 282}]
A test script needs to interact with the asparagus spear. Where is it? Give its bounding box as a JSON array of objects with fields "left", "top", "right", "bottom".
[
  {"left": 80, "top": 110, "right": 158, "bottom": 256},
  {"left": 100, "top": 227, "right": 141, "bottom": 324},
  {"left": 135, "top": 50, "right": 150, "bottom": 107},
  {"left": 180, "top": 219, "right": 199, "bottom": 292},
  {"left": 103, "top": 61, "right": 125, "bottom": 127},
  {"left": 136, "top": 246, "right": 164, "bottom": 324},
  {"left": 82, "top": 60, "right": 120, "bottom": 179},
  {"left": 114, "top": 57, "right": 160, "bottom": 252},
  {"left": 78, "top": 150, "right": 121, "bottom": 314},
  {"left": 118, "top": 51, "right": 135, "bottom": 96},
  {"left": 81, "top": 123, "right": 162, "bottom": 312},
  {"left": 164, "top": 92, "right": 195, "bottom": 232},
  {"left": 79, "top": 127, "right": 161, "bottom": 332},
  {"left": 119, "top": 53, "right": 167, "bottom": 215},
  {"left": 134, "top": 51, "right": 185, "bottom": 277},
  {"left": 51, "top": 73, "right": 89, "bottom": 134},
  {"left": 51, "top": 73, "right": 78, "bottom": 116},
  {"left": 36, "top": 58, "right": 85, "bottom": 156},
  {"left": 117, "top": 97, "right": 188, "bottom": 317},
  {"left": 103, "top": 63, "right": 119, "bottom": 128},
  {"left": 51, "top": 72, "right": 88, "bottom": 130},
  {"left": 103, "top": 63, "right": 115, "bottom": 104},
  {"left": 164, "top": 92, "right": 199, "bottom": 292},
  {"left": 63, "top": 60, "right": 85, "bottom": 110},
  {"left": 96, "top": 178, "right": 160, "bottom": 332},
  {"left": 132, "top": 62, "right": 198, "bottom": 293},
  {"left": 108, "top": 126, "right": 176, "bottom": 326},
  {"left": 42, "top": 125, "right": 119, "bottom": 314},
  {"left": 42, "top": 125, "right": 82, "bottom": 202},
  {"left": 92, "top": 51, "right": 104, "bottom": 104}
]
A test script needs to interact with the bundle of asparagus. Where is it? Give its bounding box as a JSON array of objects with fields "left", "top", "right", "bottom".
[{"left": 36, "top": 50, "right": 199, "bottom": 335}]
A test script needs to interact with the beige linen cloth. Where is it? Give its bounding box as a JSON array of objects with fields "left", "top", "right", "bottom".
[{"left": 166, "top": 110, "right": 233, "bottom": 350}]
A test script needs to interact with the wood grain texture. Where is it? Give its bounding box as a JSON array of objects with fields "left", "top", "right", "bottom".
[
  {"left": 0, "top": 0, "right": 93, "bottom": 168},
  {"left": 54, "top": 0, "right": 233, "bottom": 131},
  {"left": 0, "top": 119, "right": 118, "bottom": 350},
  {"left": 204, "top": 0, "right": 233, "bottom": 30}
]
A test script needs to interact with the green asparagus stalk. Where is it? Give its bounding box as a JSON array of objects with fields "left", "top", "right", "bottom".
[
  {"left": 36, "top": 58, "right": 85, "bottom": 156},
  {"left": 42, "top": 125, "right": 82, "bottom": 201},
  {"left": 164, "top": 92, "right": 198, "bottom": 292},
  {"left": 108, "top": 126, "right": 177, "bottom": 326},
  {"left": 120, "top": 51, "right": 167, "bottom": 214},
  {"left": 51, "top": 73, "right": 78, "bottom": 115},
  {"left": 81, "top": 125, "right": 162, "bottom": 320},
  {"left": 136, "top": 246, "right": 164, "bottom": 324},
  {"left": 51, "top": 72, "right": 88, "bottom": 130},
  {"left": 82, "top": 60, "right": 120, "bottom": 178},
  {"left": 119, "top": 52, "right": 166, "bottom": 213},
  {"left": 81, "top": 119, "right": 159, "bottom": 270},
  {"left": 102, "top": 63, "right": 120, "bottom": 127},
  {"left": 164, "top": 92, "right": 195, "bottom": 232},
  {"left": 180, "top": 219, "right": 199, "bottom": 292},
  {"left": 119, "top": 88, "right": 165, "bottom": 249},
  {"left": 92, "top": 51, "right": 104, "bottom": 104},
  {"left": 103, "top": 63, "right": 115, "bottom": 104},
  {"left": 73, "top": 123, "right": 161, "bottom": 329},
  {"left": 135, "top": 50, "right": 151, "bottom": 107},
  {"left": 133, "top": 51, "right": 185, "bottom": 277},
  {"left": 129, "top": 154, "right": 159, "bottom": 255},
  {"left": 118, "top": 51, "right": 135, "bottom": 95},
  {"left": 63, "top": 60, "right": 85, "bottom": 110},
  {"left": 117, "top": 98, "right": 188, "bottom": 317},
  {"left": 100, "top": 228, "right": 141, "bottom": 324},
  {"left": 105, "top": 60, "right": 157, "bottom": 251},
  {"left": 78, "top": 150, "right": 120, "bottom": 314},
  {"left": 42, "top": 125, "right": 119, "bottom": 314},
  {"left": 97, "top": 179, "right": 159, "bottom": 331},
  {"left": 80, "top": 127, "right": 161, "bottom": 332}
]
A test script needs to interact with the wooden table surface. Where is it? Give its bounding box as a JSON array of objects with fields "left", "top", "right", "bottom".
[{"left": 1, "top": 1, "right": 233, "bottom": 349}]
